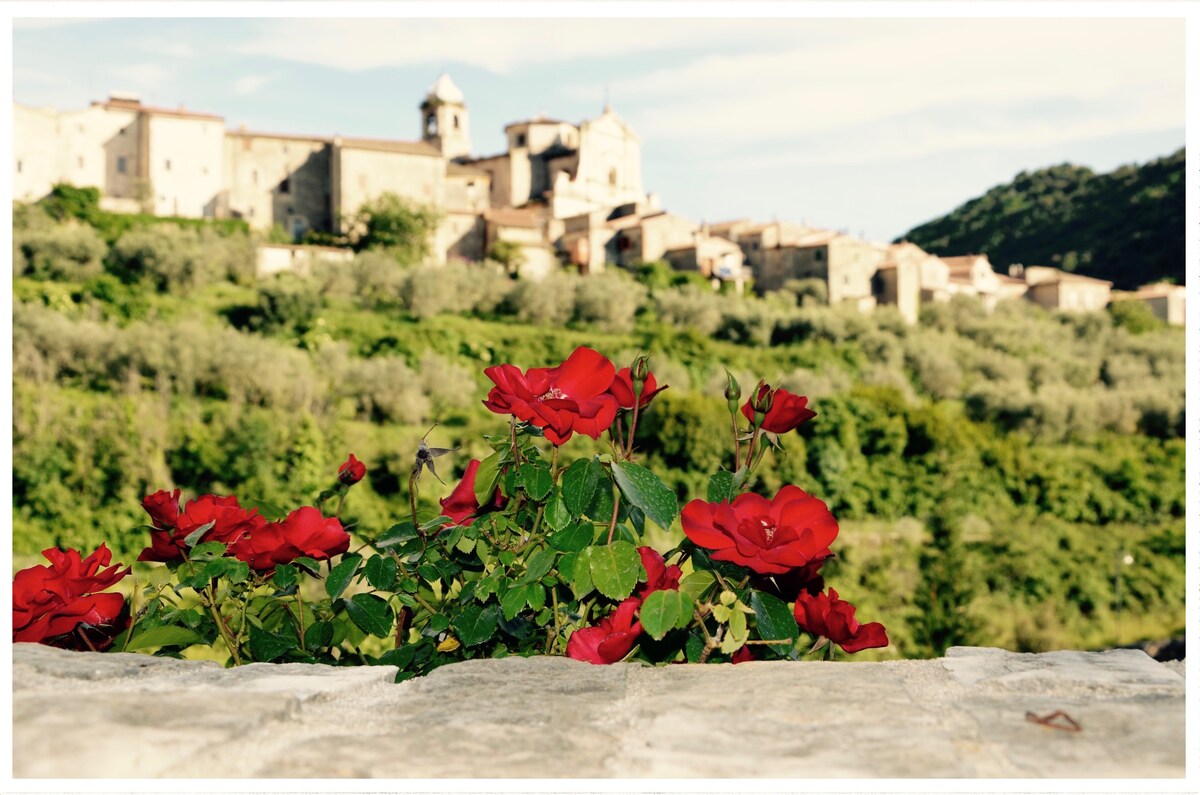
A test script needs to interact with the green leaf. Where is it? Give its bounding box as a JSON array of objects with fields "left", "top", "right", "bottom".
[
  {"left": 124, "top": 625, "right": 205, "bottom": 652},
  {"left": 325, "top": 554, "right": 362, "bottom": 600},
  {"left": 189, "top": 541, "right": 227, "bottom": 560},
  {"left": 500, "top": 585, "right": 530, "bottom": 620},
  {"left": 473, "top": 452, "right": 502, "bottom": 507},
  {"left": 706, "top": 471, "right": 737, "bottom": 503},
  {"left": 455, "top": 603, "right": 499, "bottom": 647},
  {"left": 543, "top": 493, "right": 572, "bottom": 532},
  {"left": 238, "top": 497, "right": 289, "bottom": 520},
  {"left": 248, "top": 624, "right": 296, "bottom": 662},
  {"left": 585, "top": 479, "right": 614, "bottom": 522},
  {"left": 639, "top": 589, "right": 693, "bottom": 640},
  {"left": 611, "top": 462, "right": 678, "bottom": 531},
  {"left": 364, "top": 555, "right": 399, "bottom": 591},
  {"left": 519, "top": 463, "right": 553, "bottom": 500},
  {"left": 272, "top": 564, "right": 298, "bottom": 590},
  {"left": 303, "top": 621, "right": 335, "bottom": 649},
  {"left": 223, "top": 560, "right": 250, "bottom": 585},
  {"left": 587, "top": 541, "right": 642, "bottom": 601},
  {"left": 520, "top": 547, "right": 557, "bottom": 584},
  {"left": 549, "top": 521, "right": 594, "bottom": 553},
  {"left": 182, "top": 521, "right": 216, "bottom": 548},
  {"left": 293, "top": 556, "right": 321, "bottom": 575},
  {"left": 346, "top": 593, "right": 394, "bottom": 638},
  {"left": 375, "top": 523, "right": 418, "bottom": 549},
  {"left": 562, "top": 457, "right": 602, "bottom": 516},
  {"left": 679, "top": 570, "right": 717, "bottom": 602},
  {"left": 570, "top": 549, "right": 594, "bottom": 599},
  {"left": 750, "top": 590, "right": 799, "bottom": 649}
]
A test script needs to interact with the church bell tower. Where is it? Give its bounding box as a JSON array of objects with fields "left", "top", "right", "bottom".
[{"left": 420, "top": 74, "right": 471, "bottom": 161}]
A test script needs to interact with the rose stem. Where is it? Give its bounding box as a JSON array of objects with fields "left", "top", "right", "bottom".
[{"left": 605, "top": 486, "right": 620, "bottom": 544}]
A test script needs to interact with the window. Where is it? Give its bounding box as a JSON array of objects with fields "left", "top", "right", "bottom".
[
  {"left": 117, "top": 156, "right": 127, "bottom": 174},
  {"left": 16, "top": 159, "right": 22, "bottom": 174},
  {"left": 426, "top": 114, "right": 437, "bottom": 136},
  {"left": 252, "top": 169, "right": 259, "bottom": 186},
  {"left": 815, "top": 249, "right": 825, "bottom": 262},
  {"left": 516, "top": 133, "right": 526, "bottom": 147},
  {"left": 608, "top": 168, "right": 618, "bottom": 186},
  {"left": 280, "top": 178, "right": 290, "bottom": 194},
  {"left": 119, "top": 127, "right": 126, "bottom": 136},
  {"left": 202, "top": 166, "right": 209, "bottom": 176},
  {"left": 453, "top": 114, "right": 460, "bottom": 129},
  {"left": 165, "top": 159, "right": 172, "bottom": 171}
]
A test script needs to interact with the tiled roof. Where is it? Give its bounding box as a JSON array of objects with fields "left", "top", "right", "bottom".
[
  {"left": 339, "top": 137, "right": 442, "bottom": 157},
  {"left": 97, "top": 99, "right": 223, "bottom": 121}
]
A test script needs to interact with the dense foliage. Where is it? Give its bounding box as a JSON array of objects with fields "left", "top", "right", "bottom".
[
  {"left": 900, "top": 149, "right": 1184, "bottom": 290},
  {"left": 11, "top": 206, "right": 1185, "bottom": 659}
]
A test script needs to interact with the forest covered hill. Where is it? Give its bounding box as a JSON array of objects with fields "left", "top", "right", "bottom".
[{"left": 900, "top": 149, "right": 1185, "bottom": 290}]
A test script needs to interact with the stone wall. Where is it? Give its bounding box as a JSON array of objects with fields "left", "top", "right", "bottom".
[{"left": 12, "top": 645, "right": 1184, "bottom": 779}]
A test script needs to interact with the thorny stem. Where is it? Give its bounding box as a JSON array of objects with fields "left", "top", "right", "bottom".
[
  {"left": 408, "top": 469, "right": 421, "bottom": 539},
  {"left": 334, "top": 492, "right": 347, "bottom": 519},
  {"left": 550, "top": 586, "right": 562, "bottom": 655},
  {"left": 730, "top": 413, "right": 742, "bottom": 473},
  {"left": 296, "top": 586, "right": 306, "bottom": 651},
  {"left": 205, "top": 582, "right": 242, "bottom": 666},
  {"left": 625, "top": 399, "right": 642, "bottom": 459}
]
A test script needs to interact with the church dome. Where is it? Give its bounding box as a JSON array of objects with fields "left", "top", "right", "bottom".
[{"left": 427, "top": 73, "right": 465, "bottom": 105}]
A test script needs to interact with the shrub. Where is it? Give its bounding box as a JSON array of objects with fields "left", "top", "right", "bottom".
[
  {"left": 654, "top": 284, "right": 723, "bottom": 336},
  {"left": 1108, "top": 299, "right": 1163, "bottom": 334},
  {"left": 574, "top": 272, "right": 647, "bottom": 333},
  {"left": 346, "top": 193, "right": 442, "bottom": 264},
  {"left": 505, "top": 271, "right": 577, "bottom": 327},
  {"left": 401, "top": 261, "right": 515, "bottom": 319},
  {"left": 16, "top": 222, "right": 106, "bottom": 281}
]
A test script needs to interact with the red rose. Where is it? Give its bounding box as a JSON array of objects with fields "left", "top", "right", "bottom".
[
  {"left": 794, "top": 587, "right": 889, "bottom": 654},
  {"left": 483, "top": 346, "right": 620, "bottom": 445},
  {"left": 142, "top": 489, "right": 181, "bottom": 529},
  {"left": 681, "top": 485, "right": 838, "bottom": 576},
  {"left": 138, "top": 494, "right": 267, "bottom": 563},
  {"left": 229, "top": 506, "right": 350, "bottom": 571},
  {"left": 566, "top": 597, "right": 643, "bottom": 665},
  {"left": 636, "top": 546, "right": 681, "bottom": 598},
  {"left": 338, "top": 454, "right": 366, "bottom": 486},
  {"left": 741, "top": 384, "right": 816, "bottom": 434},
  {"left": 608, "top": 367, "right": 668, "bottom": 410},
  {"left": 13, "top": 544, "right": 131, "bottom": 651}
]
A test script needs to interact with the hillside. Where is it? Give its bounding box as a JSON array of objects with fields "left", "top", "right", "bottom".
[{"left": 900, "top": 149, "right": 1185, "bottom": 290}]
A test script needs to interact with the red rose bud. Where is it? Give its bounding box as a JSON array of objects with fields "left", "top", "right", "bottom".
[
  {"left": 13, "top": 544, "right": 131, "bottom": 651},
  {"left": 483, "top": 346, "right": 620, "bottom": 446},
  {"left": 338, "top": 453, "right": 366, "bottom": 486},
  {"left": 631, "top": 354, "right": 650, "bottom": 385},
  {"left": 566, "top": 597, "right": 643, "bottom": 665},
  {"left": 229, "top": 506, "right": 351, "bottom": 572},
  {"left": 141, "top": 489, "right": 181, "bottom": 529},
  {"left": 681, "top": 485, "right": 838, "bottom": 576},
  {"left": 793, "top": 587, "right": 889, "bottom": 654},
  {"left": 731, "top": 646, "right": 758, "bottom": 664},
  {"left": 635, "top": 546, "right": 682, "bottom": 599},
  {"left": 741, "top": 384, "right": 817, "bottom": 435},
  {"left": 609, "top": 367, "right": 668, "bottom": 411}
]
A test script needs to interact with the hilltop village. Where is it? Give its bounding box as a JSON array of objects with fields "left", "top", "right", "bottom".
[{"left": 12, "top": 75, "right": 1183, "bottom": 325}]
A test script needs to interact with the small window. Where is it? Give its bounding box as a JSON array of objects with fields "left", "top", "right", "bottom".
[
  {"left": 426, "top": 114, "right": 437, "bottom": 136},
  {"left": 608, "top": 168, "right": 618, "bottom": 186},
  {"left": 252, "top": 169, "right": 259, "bottom": 186},
  {"left": 117, "top": 156, "right": 127, "bottom": 174},
  {"left": 248, "top": 207, "right": 255, "bottom": 218},
  {"left": 165, "top": 159, "right": 172, "bottom": 171},
  {"left": 119, "top": 127, "right": 126, "bottom": 136},
  {"left": 16, "top": 159, "right": 23, "bottom": 174},
  {"left": 453, "top": 114, "right": 460, "bottom": 129},
  {"left": 516, "top": 133, "right": 526, "bottom": 147},
  {"left": 280, "top": 178, "right": 290, "bottom": 194},
  {"left": 202, "top": 166, "right": 209, "bottom": 176},
  {"left": 815, "top": 249, "right": 825, "bottom": 262}
]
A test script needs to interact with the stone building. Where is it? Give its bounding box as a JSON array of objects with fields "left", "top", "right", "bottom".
[
  {"left": 12, "top": 75, "right": 655, "bottom": 269},
  {"left": 1016, "top": 265, "right": 1112, "bottom": 313},
  {"left": 1111, "top": 283, "right": 1186, "bottom": 326}
]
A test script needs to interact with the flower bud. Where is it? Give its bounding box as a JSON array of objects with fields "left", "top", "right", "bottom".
[
  {"left": 720, "top": 369, "right": 739, "bottom": 413},
  {"left": 630, "top": 355, "right": 650, "bottom": 398}
]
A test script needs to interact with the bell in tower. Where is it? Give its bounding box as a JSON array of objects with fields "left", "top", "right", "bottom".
[{"left": 420, "top": 73, "right": 471, "bottom": 161}]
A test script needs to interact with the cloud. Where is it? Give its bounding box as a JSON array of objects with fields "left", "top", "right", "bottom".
[
  {"left": 613, "top": 19, "right": 1183, "bottom": 166},
  {"left": 233, "top": 75, "right": 272, "bottom": 96},
  {"left": 110, "top": 63, "right": 173, "bottom": 93},
  {"left": 236, "top": 19, "right": 784, "bottom": 74},
  {"left": 140, "top": 40, "right": 195, "bottom": 59}
]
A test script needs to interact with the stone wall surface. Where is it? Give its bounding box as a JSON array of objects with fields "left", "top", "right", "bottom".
[{"left": 12, "top": 644, "right": 1185, "bottom": 779}]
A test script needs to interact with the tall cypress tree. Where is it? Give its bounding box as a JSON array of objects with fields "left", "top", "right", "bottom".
[{"left": 910, "top": 509, "right": 981, "bottom": 657}]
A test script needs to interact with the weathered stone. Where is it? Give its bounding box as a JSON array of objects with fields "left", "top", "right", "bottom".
[{"left": 12, "top": 644, "right": 1185, "bottom": 778}]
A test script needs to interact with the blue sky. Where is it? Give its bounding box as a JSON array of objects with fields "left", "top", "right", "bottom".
[{"left": 13, "top": 17, "right": 1184, "bottom": 241}]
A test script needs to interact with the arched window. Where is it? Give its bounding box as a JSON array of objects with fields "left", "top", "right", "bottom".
[
  {"left": 453, "top": 114, "right": 460, "bottom": 129},
  {"left": 425, "top": 114, "right": 437, "bottom": 135}
]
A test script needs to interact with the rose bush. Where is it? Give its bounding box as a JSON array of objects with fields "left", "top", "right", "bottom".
[{"left": 13, "top": 346, "right": 887, "bottom": 676}]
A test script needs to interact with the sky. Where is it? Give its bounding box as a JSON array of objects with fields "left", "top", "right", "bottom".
[{"left": 12, "top": 16, "right": 1185, "bottom": 242}]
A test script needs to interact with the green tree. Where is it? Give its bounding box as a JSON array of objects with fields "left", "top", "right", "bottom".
[
  {"left": 348, "top": 193, "right": 442, "bottom": 264},
  {"left": 487, "top": 239, "right": 526, "bottom": 273},
  {"left": 910, "top": 508, "right": 981, "bottom": 657},
  {"left": 1107, "top": 299, "right": 1163, "bottom": 335}
]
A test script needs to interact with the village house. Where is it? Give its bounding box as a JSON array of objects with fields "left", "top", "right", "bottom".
[
  {"left": 1110, "top": 283, "right": 1186, "bottom": 326},
  {"left": 1014, "top": 265, "right": 1113, "bottom": 313}
]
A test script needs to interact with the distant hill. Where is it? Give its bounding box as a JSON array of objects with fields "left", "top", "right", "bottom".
[{"left": 899, "top": 149, "right": 1184, "bottom": 290}]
